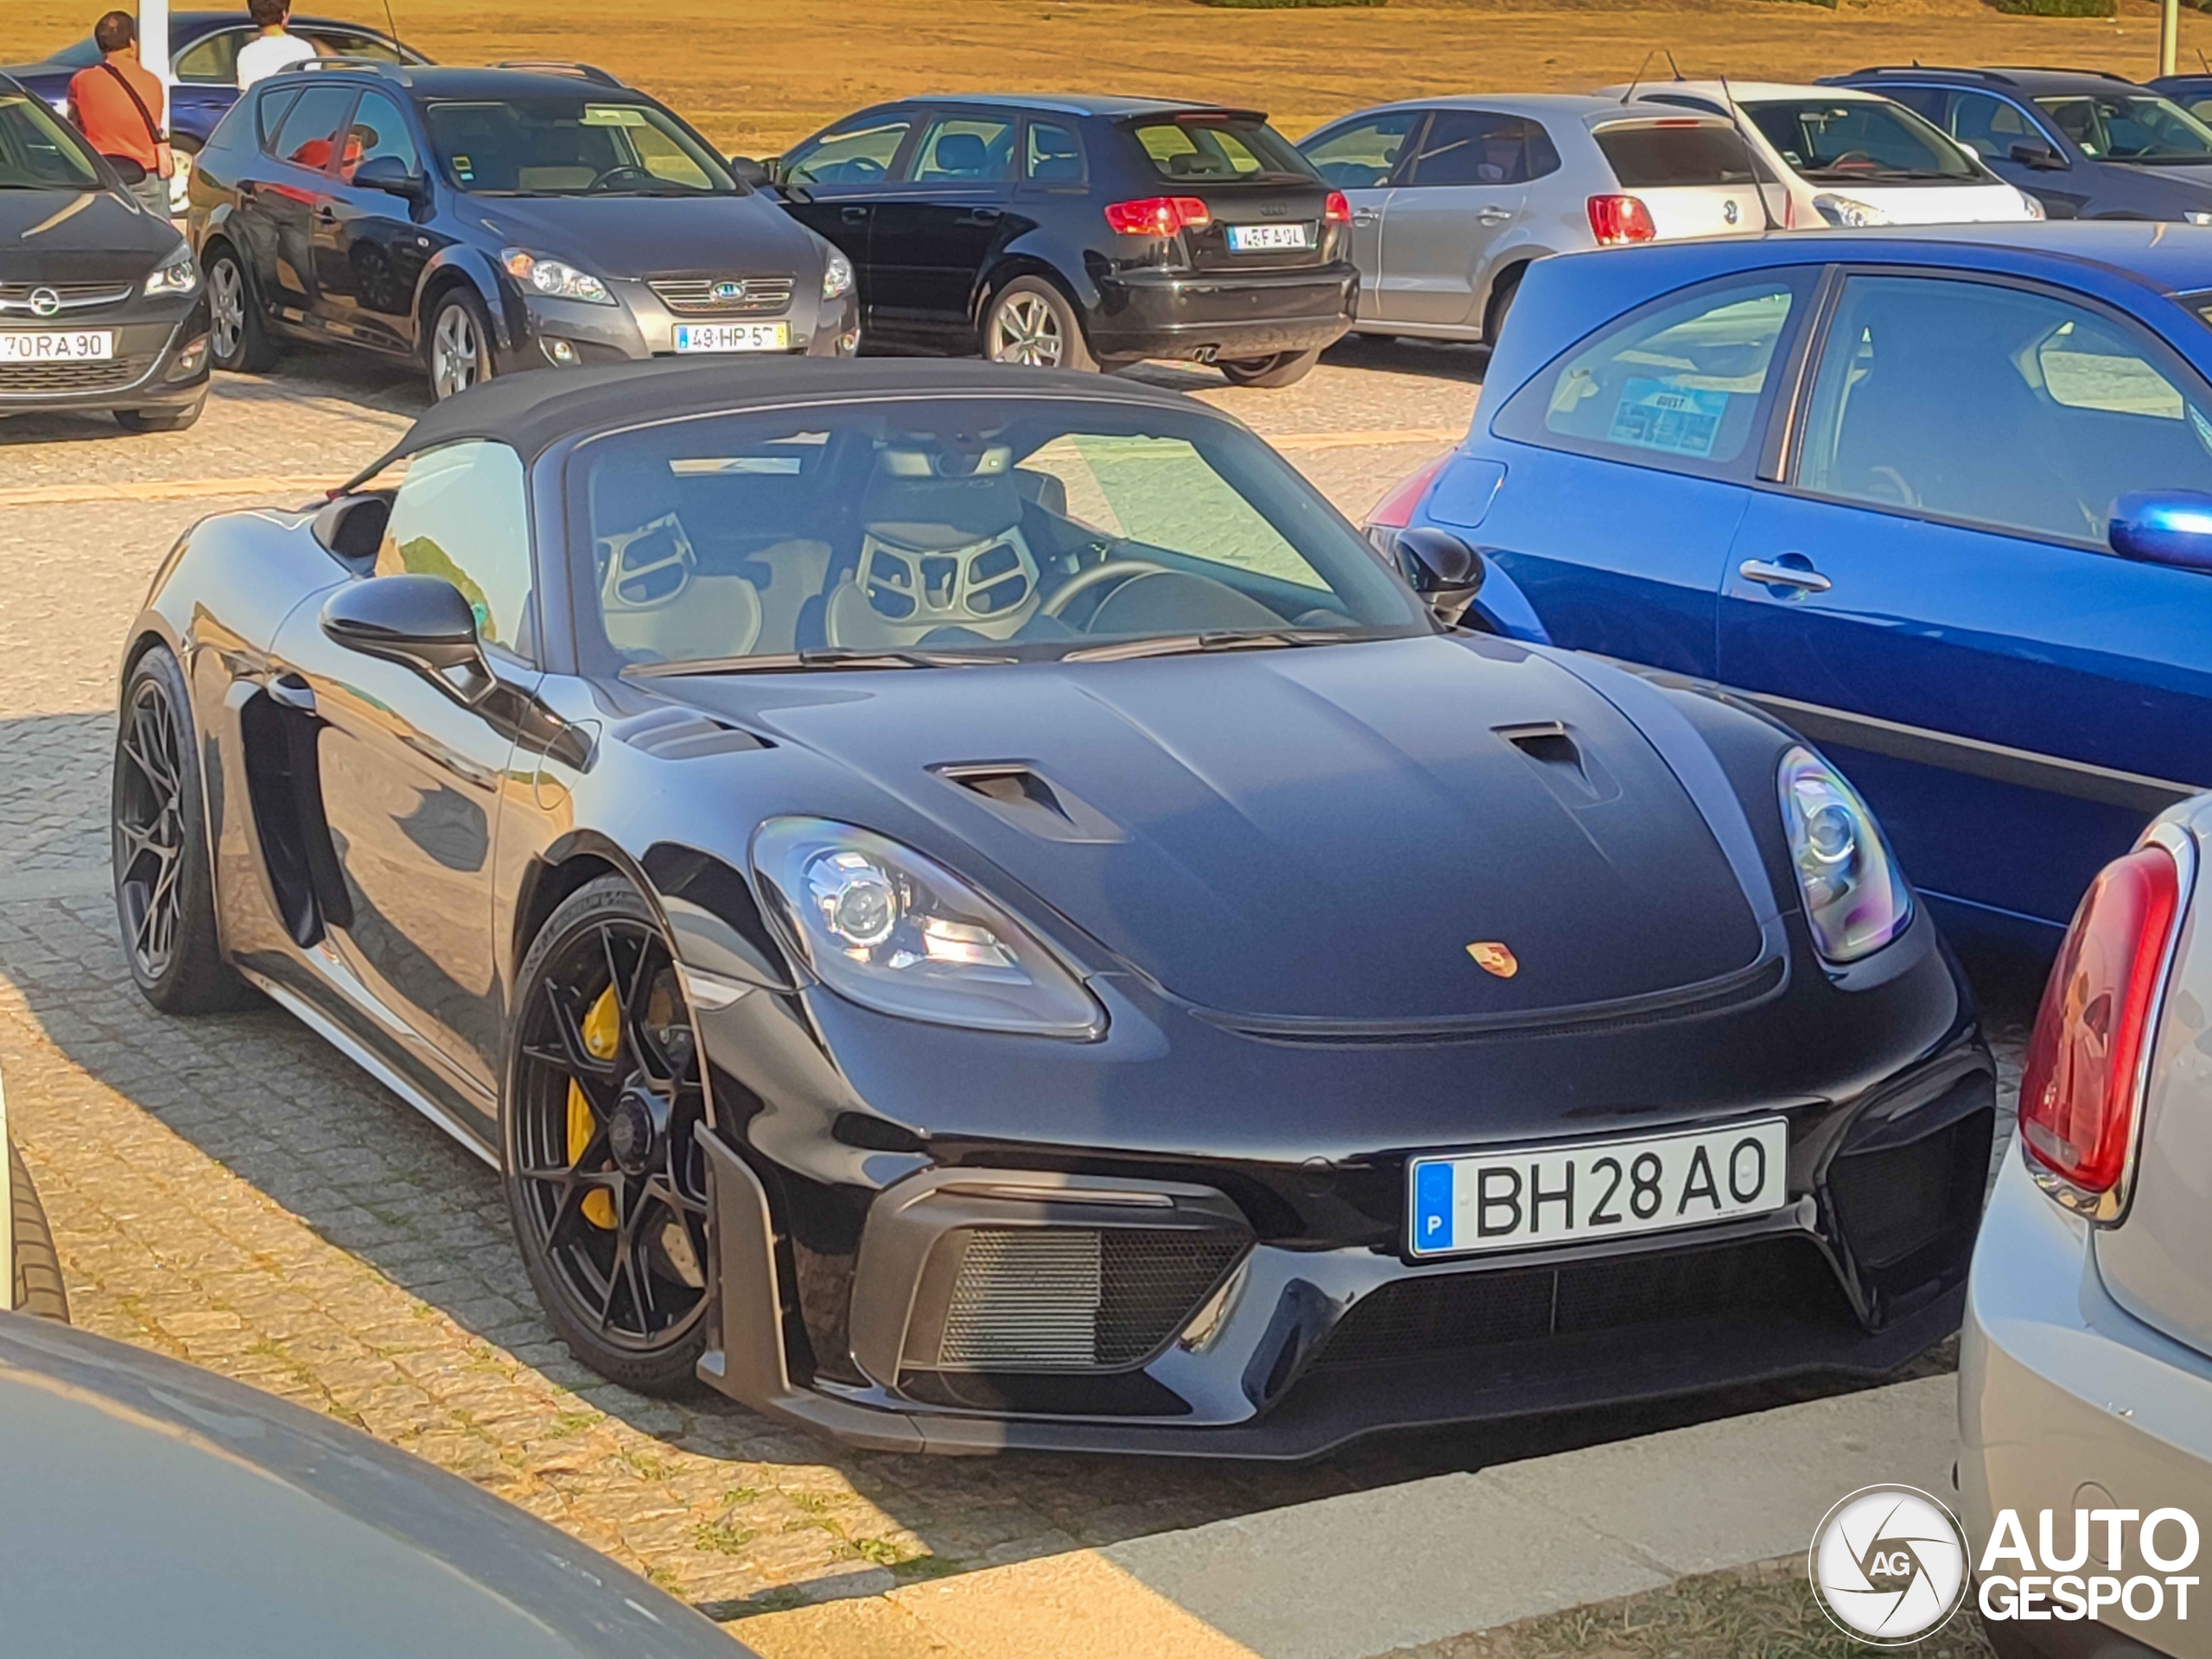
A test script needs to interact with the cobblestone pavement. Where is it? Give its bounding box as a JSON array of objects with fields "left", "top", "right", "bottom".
[{"left": 0, "top": 336, "right": 2027, "bottom": 1629}]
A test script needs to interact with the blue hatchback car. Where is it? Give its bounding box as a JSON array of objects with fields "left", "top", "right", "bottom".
[{"left": 1392, "top": 223, "right": 2212, "bottom": 943}]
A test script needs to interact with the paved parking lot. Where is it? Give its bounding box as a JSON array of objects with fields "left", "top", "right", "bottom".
[{"left": 0, "top": 339, "right": 2025, "bottom": 1630}]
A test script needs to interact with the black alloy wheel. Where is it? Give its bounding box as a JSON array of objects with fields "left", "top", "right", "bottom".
[
  {"left": 111, "top": 646, "right": 255, "bottom": 1014},
  {"left": 506, "top": 877, "right": 715, "bottom": 1393}
]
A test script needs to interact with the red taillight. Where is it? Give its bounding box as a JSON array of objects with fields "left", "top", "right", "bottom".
[
  {"left": 1105, "top": 195, "right": 1211, "bottom": 237},
  {"left": 1363, "top": 454, "right": 1450, "bottom": 540},
  {"left": 2018, "top": 843, "right": 2183, "bottom": 1206},
  {"left": 1586, "top": 194, "right": 1657, "bottom": 246},
  {"left": 1323, "top": 189, "right": 1351, "bottom": 224}
]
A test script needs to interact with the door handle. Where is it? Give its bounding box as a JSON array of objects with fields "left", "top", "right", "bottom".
[
  {"left": 841, "top": 204, "right": 868, "bottom": 222},
  {"left": 1351, "top": 209, "right": 1380, "bottom": 226},
  {"left": 314, "top": 205, "right": 338, "bottom": 224},
  {"left": 1476, "top": 207, "right": 1514, "bottom": 225},
  {"left": 965, "top": 207, "right": 1003, "bottom": 224},
  {"left": 1738, "top": 557, "right": 1833, "bottom": 594},
  {"left": 266, "top": 673, "right": 316, "bottom": 713}
]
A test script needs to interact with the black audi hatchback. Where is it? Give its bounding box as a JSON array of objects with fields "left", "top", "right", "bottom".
[
  {"left": 188, "top": 60, "right": 857, "bottom": 400},
  {"left": 749, "top": 96, "right": 1357, "bottom": 386},
  {"left": 0, "top": 74, "right": 209, "bottom": 432}
]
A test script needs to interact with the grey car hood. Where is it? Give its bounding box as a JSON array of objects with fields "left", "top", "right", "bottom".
[
  {"left": 0, "top": 1313, "right": 752, "bottom": 1659},
  {"left": 466, "top": 190, "right": 823, "bottom": 281},
  {"left": 0, "top": 187, "right": 181, "bottom": 285}
]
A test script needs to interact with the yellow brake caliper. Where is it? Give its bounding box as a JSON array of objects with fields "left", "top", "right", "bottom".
[{"left": 568, "top": 984, "right": 620, "bottom": 1229}]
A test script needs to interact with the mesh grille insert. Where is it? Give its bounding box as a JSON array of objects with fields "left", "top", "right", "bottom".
[
  {"left": 648, "top": 275, "right": 797, "bottom": 315},
  {"left": 0, "top": 357, "right": 148, "bottom": 392},
  {"left": 933, "top": 1227, "right": 1246, "bottom": 1371}
]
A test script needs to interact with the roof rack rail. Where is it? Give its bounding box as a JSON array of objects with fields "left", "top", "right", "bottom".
[
  {"left": 278, "top": 55, "right": 412, "bottom": 85},
  {"left": 1986, "top": 64, "right": 2137, "bottom": 83},
  {"left": 1835, "top": 64, "right": 2016, "bottom": 86},
  {"left": 491, "top": 60, "right": 626, "bottom": 88}
]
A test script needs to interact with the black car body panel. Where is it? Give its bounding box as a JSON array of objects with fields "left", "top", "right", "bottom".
[
  {"left": 3, "top": 11, "right": 424, "bottom": 154},
  {"left": 124, "top": 358, "right": 1994, "bottom": 1458},
  {"left": 0, "top": 76, "right": 209, "bottom": 423},
  {"left": 1826, "top": 66, "right": 2212, "bottom": 220},
  {"left": 767, "top": 96, "right": 1357, "bottom": 364},
  {"left": 186, "top": 63, "right": 855, "bottom": 383},
  {"left": 0, "top": 1313, "right": 754, "bottom": 1656}
]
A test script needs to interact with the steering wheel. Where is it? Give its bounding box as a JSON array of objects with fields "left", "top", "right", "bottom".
[
  {"left": 1828, "top": 150, "right": 1878, "bottom": 174},
  {"left": 588, "top": 164, "right": 660, "bottom": 193},
  {"left": 833, "top": 156, "right": 887, "bottom": 183},
  {"left": 1040, "top": 559, "right": 1172, "bottom": 619}
]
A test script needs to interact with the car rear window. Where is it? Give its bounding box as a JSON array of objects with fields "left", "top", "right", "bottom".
[
  {"left": 1595, "top": 124, "right": 1763, "bottom": 188},
  {"left": 1125, "top": 116, "right": 1315, "bottom": 182}
]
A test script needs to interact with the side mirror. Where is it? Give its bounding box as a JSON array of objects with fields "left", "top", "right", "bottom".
[
  {"left": 2109, "top": 491, "right": 2212, "bottom": 573},
  {"left": 2009, "top": 140, "right": 2066, "bottom": 171},
  {"left": 726, "top": 154, "right": 772, "bottom": 189},
  {"left": 1392, "top": 526, "right": 1485, "bottom": 626},
  {"left": 351, "top": 154, "right": 427, "bottom": 199},
  {"left": 321, "top": 575, "right": 492, "bottom": 699}
]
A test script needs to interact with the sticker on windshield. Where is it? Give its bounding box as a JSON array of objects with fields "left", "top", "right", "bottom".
[
  {"left": 451, "top": 153, "right": 473, "bottom": 181},
  {"left": 583, "top": 105, "right": 651, "bottom": 127},
  {"left": 1607, "top": 378, "right": 1727, "bottom": 458}
]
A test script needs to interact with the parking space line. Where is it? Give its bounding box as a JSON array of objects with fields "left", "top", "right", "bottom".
[{"left": 0, "top": 475, "right": 342, "bottom": 509}]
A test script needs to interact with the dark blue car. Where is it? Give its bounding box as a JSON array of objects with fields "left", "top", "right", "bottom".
[
  {"left": 3, "top": 11, "right": 422, "bottom": 210},
  {"left": 1389, "top": 223, "right": 2212, "bottom": 944}
]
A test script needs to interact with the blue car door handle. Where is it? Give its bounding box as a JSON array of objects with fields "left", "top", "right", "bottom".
[{"left": 1739, "top": 557, "right": 1833, "bottom": 594}]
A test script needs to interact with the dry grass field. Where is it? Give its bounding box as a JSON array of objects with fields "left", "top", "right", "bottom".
[{"left": 10, "top": 0, "right": 2212, "bottom": 153}]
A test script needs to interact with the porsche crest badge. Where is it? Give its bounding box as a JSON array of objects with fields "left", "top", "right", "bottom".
[{"left": 1466, "top": 941, "right": 1518, "bottom": 979}]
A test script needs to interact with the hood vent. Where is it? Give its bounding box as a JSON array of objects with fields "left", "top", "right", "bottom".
[
  {"left": 934, "top": 763, "right": 1125, "bottom": 843},
  {"left": 1497, "top": 721, "right": 1616, "bottom": 806},
  {"left": 614, "top": 706, "right": 770, "bottom": 760}
]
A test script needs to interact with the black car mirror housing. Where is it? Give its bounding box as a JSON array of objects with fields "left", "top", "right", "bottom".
[
  {"left": 2009, "top": 141, "right": 2067, "bottom": 171},
  {"left": 726, "top": 154, "right": 773, "bottom": 190},
  {"left": 352, "top": 155, "right": 429, "bottom": 199},
  {"left": 321, "top": 575, "right": 493, "bottom": 700},
  {"left": 1391, "top": 527, "right": 1486, "bottom": 626},
  {"left": 2110, "top": 490, "right": 2212, "bottom": 575}
]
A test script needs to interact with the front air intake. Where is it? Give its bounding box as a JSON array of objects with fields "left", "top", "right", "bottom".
[{"left": 925, "top": 1227, "right": 1247, "bottom": 1372}]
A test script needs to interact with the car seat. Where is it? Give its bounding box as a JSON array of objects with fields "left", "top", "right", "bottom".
[
  {"left": 823, "top": 448, "right": 1043, "bottom": 646},
  {"left": 1030, "top": 129, "right": 1083, "bottom": 181},
  {"left": 930, "top": 131, "right": 993, "bottom": 181}
]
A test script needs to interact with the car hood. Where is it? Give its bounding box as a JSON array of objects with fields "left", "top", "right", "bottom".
[
  {"left": 672, "top": 636, "right": 1777, "bottom": 1027},
  {"left": 0, "top": 1314, "right": 752, "bottom": 1658},
  {"left": 465, "top": 191, "right": 823, "bottom": 279},
  {"left": 0, "top": 187, "right": 180, "bottom": 284}
]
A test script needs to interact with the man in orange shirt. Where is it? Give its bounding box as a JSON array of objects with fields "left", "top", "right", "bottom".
[{"left": 67, "top": 11, "right": 173, "bottom": 218}]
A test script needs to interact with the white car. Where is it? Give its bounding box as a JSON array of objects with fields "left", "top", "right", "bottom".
[
  {"left": 1960, "top": 798, "right": 2212, "bottom": 1658},
  {"left": 1599, "top": 80, "right": 2042, "bottom": 227},
  {"left": 1298, "top": 94, "right": 1764, "bottom": 346}
]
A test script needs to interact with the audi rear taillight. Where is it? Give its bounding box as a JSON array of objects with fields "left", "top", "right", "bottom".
[
  {"left": 1105, "top": 195, "right": 1211, "bottom": 236},
  {"left": 1324, "top": 189, "right": 1351, "bottom": 224},
  {"left": 1586, "top": 194, "right": 1656, "bottom": 246},
  {"left": 2018, "top": 841, "right": 2185, "bottom": 1217},
  {"left": 1362, "top": 454, "right": 1450, "bottom": 554}
]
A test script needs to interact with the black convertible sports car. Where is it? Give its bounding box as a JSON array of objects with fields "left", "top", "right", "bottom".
[{"left": 115, "top": 358, "right": 1995, "bottom": 1456}]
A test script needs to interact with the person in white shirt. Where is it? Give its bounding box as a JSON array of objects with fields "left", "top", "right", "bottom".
[{"left": 234, "top": 0, "right": 321, "bottom": 90}]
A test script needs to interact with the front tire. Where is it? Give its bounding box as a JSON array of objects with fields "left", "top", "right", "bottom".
[
  {"left": 427, "top": 289, "right": 494, "bottom": 401},
  {"left": 982, "top": 276, "right": 1096, "bottom": 371},
  {"left": 505, "top": 877, "right": 714, "bottom": 1394},
  {"left": 111, "top": 645, "right": 256, "bottom": 1014},
  {"left": 10, "top": 1141, "right": 69, "bottom": 1322},
  {"left": 203, "top": 243, "right": 276, "bottom": 373},
  {"left": 1217, "top": 346, "right": 1322, "bottom": 388},
  {"left": 1483, "top": 265, "right": 1524, "bottom": 346}
]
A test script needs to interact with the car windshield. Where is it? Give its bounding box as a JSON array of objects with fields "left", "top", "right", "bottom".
[
  {"left": 573, "top": 397, "right": 1429, "bottom": 674},
  {"left": 1746, "top": 99, "right": 1979, "bottom": 181},
  {"left": 1126, "top": 116, "right": 1317, "bottom": 183},
  {"left": 2033, "top": 93, "right": 2212, "bottom": 162},
  {"left": 423, "top": 98, "right": 735, "bottom": 194},
  {"left": 0, "top": 91, "right": 105, "bottom": 191}
]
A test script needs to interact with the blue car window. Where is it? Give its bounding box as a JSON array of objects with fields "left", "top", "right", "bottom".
[
  {"left": 1795, "top": 275, "right": 2212, "bottom": 544},
  {"left": 1947, "top": 92, "right": 2036, "bottom": 162},
  {"left": 174, "top": 27, "right": 249, "bottom": 84},
  {"left": 1496, "top": 279, "right": 1799, "bottom": 474}
]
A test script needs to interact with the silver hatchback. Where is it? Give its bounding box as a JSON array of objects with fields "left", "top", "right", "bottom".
[{"left": 1298, "top": 93, "right": 1764, "bottom": 346}]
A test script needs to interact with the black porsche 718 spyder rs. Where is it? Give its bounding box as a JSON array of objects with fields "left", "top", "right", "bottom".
[{"left": 113, "top": 358, "right": 1994, "bottom": 1456}]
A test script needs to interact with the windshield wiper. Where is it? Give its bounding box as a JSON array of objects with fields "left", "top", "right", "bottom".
[
  {"left": 625, "top": 647, "right": 1019, "bottom": 677},
  {"left": 1059, "top": 628, "right": 1359, "bottom": 664}
]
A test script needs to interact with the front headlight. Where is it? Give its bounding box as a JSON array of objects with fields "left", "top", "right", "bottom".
[
  {"left": 501, "top": 248, "right": 614, "bottom": 304},
  {"left": 1779, "top": 747, "right": 1910, "bottom": 963},
  {"left": 144, "top": 243, "right": 200, "bottom": 296},
  {"left": 752, "top": 818, "right": 1104, "bottom": 1037},
  {"left": 822, "top": 249, "right": 855, "bottom": 300},
  {"left": 1811, "top": 194, "right": 1890, "bottom": 228}
]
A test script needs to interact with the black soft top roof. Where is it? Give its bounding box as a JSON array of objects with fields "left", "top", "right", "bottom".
[{"left": 353, "top": 358, "right": 1210, "bottom": 480}]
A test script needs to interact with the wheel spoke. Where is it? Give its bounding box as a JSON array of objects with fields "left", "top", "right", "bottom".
[{"left": 531, "top": 982, "right": 620, "bottom": 1081}]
